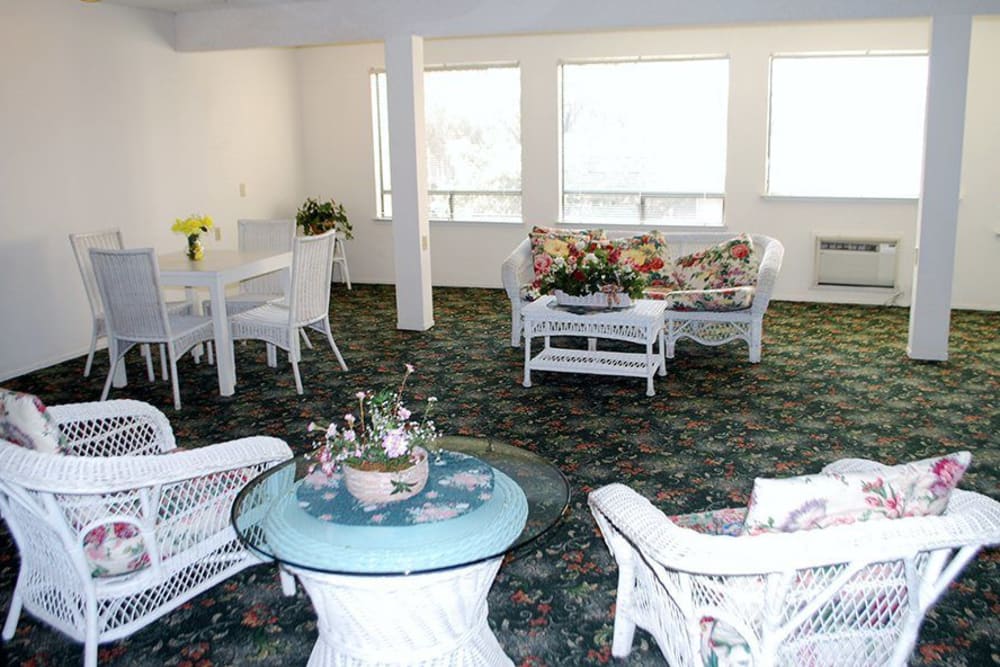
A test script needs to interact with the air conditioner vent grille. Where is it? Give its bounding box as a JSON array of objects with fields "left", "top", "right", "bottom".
[{"left": 815, "top": 236, "right": 899, "bottom": 289}]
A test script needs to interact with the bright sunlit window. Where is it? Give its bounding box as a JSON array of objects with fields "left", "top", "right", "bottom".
[
  {"left": 372, "top": 64, "right": 522, "bottom": 221},
  {"left": 560, "top": 57, "right": 729, "bottom": 226},
  {"left": 767, "top": 53, "right": 928, "bottom": 198}
]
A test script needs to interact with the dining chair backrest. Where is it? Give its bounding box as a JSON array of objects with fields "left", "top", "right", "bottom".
[
  {"left": 90, "top": 248, "right": 171, "bottom": 342},
  {"left": 69, "top": 228, "right": 125, "bottom": 319},
  {"left": 287, "top": 230, "right": 336, "bottom": 328},
  {"left": 237, "top": 219, "right": 296, "bottom": 296}
]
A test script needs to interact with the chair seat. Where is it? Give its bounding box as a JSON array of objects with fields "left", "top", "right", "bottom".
[{"left": 203, "top": 292, "right": 283, "bottom": 317}]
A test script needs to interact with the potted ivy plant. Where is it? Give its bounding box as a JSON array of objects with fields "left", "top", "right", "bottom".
[{"left": 296, "top": 196, "right": 354, "bottom": 239}]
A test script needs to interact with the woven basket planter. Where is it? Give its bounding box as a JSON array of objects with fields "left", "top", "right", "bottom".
[
  {"left": 342, "top": 447, "right": 429, "bottom": 504},
  {"left": 553, "top": 289, "right": 632, "bottom": 309}
]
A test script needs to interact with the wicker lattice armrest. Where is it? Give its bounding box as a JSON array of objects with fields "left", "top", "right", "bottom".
[
  {"left": 0, "top": 436, "right": 292, "bottom": 495},
  {"left": 589, "top": 483, "right": 1000, "bottom": 576},
  {"left": 48, "top": 399, "right": 176, "bottom": 457}
]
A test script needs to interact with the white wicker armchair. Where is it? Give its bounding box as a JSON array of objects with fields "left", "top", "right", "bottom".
[
  {"left": 0, "top": 399, "right": 294, "bottom": 667},
  {"left": 588, "top": 459, "right": 1000, "bottom": 667}
]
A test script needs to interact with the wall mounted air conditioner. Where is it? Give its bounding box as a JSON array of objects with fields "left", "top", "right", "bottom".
[{"left": 814, "top": 236, "right": 899, "bottom": 289}]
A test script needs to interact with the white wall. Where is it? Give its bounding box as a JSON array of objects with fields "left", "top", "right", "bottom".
[
  {"left": 0, "top": 0, "right": 305, "bottom": 381},
  {"left": 296, "top": 18, "right": 1000, "bottom": 309}
]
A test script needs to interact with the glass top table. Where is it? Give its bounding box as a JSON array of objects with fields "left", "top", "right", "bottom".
[{"left": 231, "top": 436, "right": 569, "bottom": 666}]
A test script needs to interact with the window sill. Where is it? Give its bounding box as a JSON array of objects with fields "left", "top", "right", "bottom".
[
  {"left": 761, "top": 194, "right": 919, "bottom": 204},
  {"left": 374, "top": 217, "right": 524, "bottom": 226}
]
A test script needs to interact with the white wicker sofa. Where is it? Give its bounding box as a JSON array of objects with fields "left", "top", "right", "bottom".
[
  {"left": 0, "top": 397, "right": 294, "bottom": 667},
  {"left": 501, "top": 230, "right": 784, "bottom": 362}
]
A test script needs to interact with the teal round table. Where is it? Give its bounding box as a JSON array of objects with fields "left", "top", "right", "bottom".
[{"left": 232, "top": 436, "right": 569, "bottom": 666}]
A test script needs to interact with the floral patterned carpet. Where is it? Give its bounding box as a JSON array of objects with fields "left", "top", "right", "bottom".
[{"left": 1, "top": 285, "right": 997, "bottom": 667}]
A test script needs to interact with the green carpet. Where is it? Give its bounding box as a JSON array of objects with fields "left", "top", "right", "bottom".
[{"left": 1, "top": 285, "right": 997, "bottom": 666}]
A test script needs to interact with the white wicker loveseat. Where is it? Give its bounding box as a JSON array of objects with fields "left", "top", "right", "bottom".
[
  {"left": 588, "top": 456, "right": 1000, "bottom": 667},
  {"left": 501, "top": 230, "right": 784, "bottom": 362},
  {"left": 0, "top": 397, "right": 294, "bottom": 667}
]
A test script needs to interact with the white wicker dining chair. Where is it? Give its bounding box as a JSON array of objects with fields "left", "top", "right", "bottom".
[
  {"left": 0, "top": 396, "right": 294, "bottom": 667},
  {"left": 230, "top": 229, "right": 348, "bottom": 394},
  {"left": 204, "top": 219, "right": 297, "bottom": 316},
  {"left": 589, "top": 460, "right": 1000, "bottom": 667},
  {"left": 70, "top": 229, "right": 193, "bottom": 381},
  {"left": 90, "top": 247, "right": 215, "bottom": 410}
]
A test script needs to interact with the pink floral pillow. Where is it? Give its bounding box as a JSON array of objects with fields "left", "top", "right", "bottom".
[
  {"left": 670, "top": 234, "right": 759, "bottom": 292},
  {"left": 611, "top": 231, "right": 676, "bottom": 291},
  {"left": 83, "top": 521, "right": 151, "bottom": 578},
  {"left": 527, "top": 226, "right": 605, "bottom": 298},
  {"left": 743, "top": 451, "right": 971, "bottom": 535},
  {"left": 0, "top": 388, "right": 68, "bottom": 454}
]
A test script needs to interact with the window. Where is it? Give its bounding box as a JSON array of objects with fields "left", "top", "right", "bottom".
[
  {"left": 372, "top": 64, "right": 521, "bottom": 221},
  {"left": 767, "top": 53, "right": 928, "bottom": 198},
  {"left": 560, "top": 57, "right": 729, "bottom": 226}
]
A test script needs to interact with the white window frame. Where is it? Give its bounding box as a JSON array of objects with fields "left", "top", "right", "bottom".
[
  {"left": 558, "top": 55, "right": 730, "bottom": 227},
  {"left": 765, "top": 51, "right": 929, "bottom": 200},
  {"left": 371, "top": 63, "right": 522, "bottom": 223}
]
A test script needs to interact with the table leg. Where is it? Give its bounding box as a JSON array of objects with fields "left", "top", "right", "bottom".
[
  {"left": 290, "top": 559, "right": 512, "bottom": 666},
  {"left": 523, "top": 326, "right": 532, "bottom": 388},
  {"left": 657, "top": 327, "right": 667, "bottom": 376},
  {"left": 645, "top": 338, "right": 655, "bottom": 397},
  {"left": 207, "top": 278, "right": 236, "bottom": 396}
]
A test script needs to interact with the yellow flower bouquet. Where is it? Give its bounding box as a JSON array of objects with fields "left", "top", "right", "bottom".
[{"left": 172, "top": 214, "right": 213, "bottom": 260}]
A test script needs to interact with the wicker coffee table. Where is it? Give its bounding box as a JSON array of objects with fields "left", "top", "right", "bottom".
[{"left": 522, "top": 296, "right": 667, "bottom": 396}]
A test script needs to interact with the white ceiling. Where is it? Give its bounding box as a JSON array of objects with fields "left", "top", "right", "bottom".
[{"left": 99, "top": 0, "right": 305, "bottom": 12}]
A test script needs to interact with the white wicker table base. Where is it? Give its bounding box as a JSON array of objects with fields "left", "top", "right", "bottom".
[
  {"left": 289, "top": 558, "right": 512, "bottom": 667},
  {"left": 522, "top": 297, "right": 667, "bottom": 397}
]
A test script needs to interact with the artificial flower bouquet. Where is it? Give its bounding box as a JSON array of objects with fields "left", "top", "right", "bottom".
[
  {"left": 310, "top": 363, "right": 437, "bottom": 472},
  {"left": 171, "top": 214, "right": 214, "bottom": 260},
  {"left": 536, "top": 238, "right": 646, "bottom": 300}
]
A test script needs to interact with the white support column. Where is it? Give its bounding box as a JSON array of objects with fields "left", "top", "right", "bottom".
[
  {"left": 385, "top": 34, "right": 434, "bottom": 331},
  {"left": 907, "top": 15, "right": 972, "bottom": 361}
]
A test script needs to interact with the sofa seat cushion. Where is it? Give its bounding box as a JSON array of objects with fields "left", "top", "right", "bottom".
[
  {"left": 0, "top": 389, "right": 68, "bottom": 454},
  {"left": 671, "top": 233, "right": 759, "bottom": 291},
  {"left": 645, "top": 286, "right": 755, "bottom": 312},
  {"left": 743, "top": 451, "right": 971, "bottom": 535},
  {"left": 528, "top": 226, "right": 605, "bottom": 298},
  {"left": 83, "top": 521, "right": 151, "bottom": 578}
]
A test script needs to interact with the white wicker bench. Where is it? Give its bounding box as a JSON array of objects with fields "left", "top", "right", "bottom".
[{"left": 501, "top": 231, "right": 784, "bottom": 362}]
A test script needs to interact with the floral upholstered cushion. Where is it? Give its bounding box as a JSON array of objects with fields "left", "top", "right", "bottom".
[
  {"left": 610, "top": 231, "right": 677, "bottom": 291},
  {"left": 83, "top": 521, "right": 151, "bottom": 578},
  {"left": 743, "top": 451, "right": 971, "bottom": 535},
  {"left": 0, "top": 388, "right": 68, "bottom": 454},
  {"left": 646, "top": 286, "right": 756, "bottom": 312},
  {"left": 528, "top": 226, "right": 605, "bottom": 298},
  {"left": 670, "top": 234, "right": 759, "bottom": 292}
]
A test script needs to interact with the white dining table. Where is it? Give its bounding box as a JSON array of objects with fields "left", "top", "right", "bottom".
[{"left": 158, "top": 248, "right": 292, "bottom": 397}]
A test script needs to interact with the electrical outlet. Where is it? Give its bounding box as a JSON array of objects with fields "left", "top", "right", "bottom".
[
  {"left": 239, "top": 183, "right": 247, "bottom": 198},
  {"left": 421, "top": 235, "right": 428, "bottom": 251},
  {"left": 214, "top": 227, "right": 222, "bottom": 241}
]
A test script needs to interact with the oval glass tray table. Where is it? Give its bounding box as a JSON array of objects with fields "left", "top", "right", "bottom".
[{"left": 232, "top": 436, "right": 570, "bottom": 666}]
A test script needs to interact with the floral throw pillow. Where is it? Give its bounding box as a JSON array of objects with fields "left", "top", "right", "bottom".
[
  {"left": 670, "top": 234, "right": 759, "bottom": 291},
  {"left": 611, "top": 231, "right": 677, "bottom": 291},
  {"left": 527, "top": 226, "right": 605, "bottom": 298},
  {"left": 647, "top": 286, "right": 756, "bottom": 312},
  {"left": 0, "top": 388, "right": 68, "bottom": 454},
  {"left": 669, "top": 507, "right": 748, "bottom": 537},
  {"left": 743, "top": 451, "right": 971, "bottom": 535},
  {"left": 83, "top": 521, "right": 151, "bottom": 578}
]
